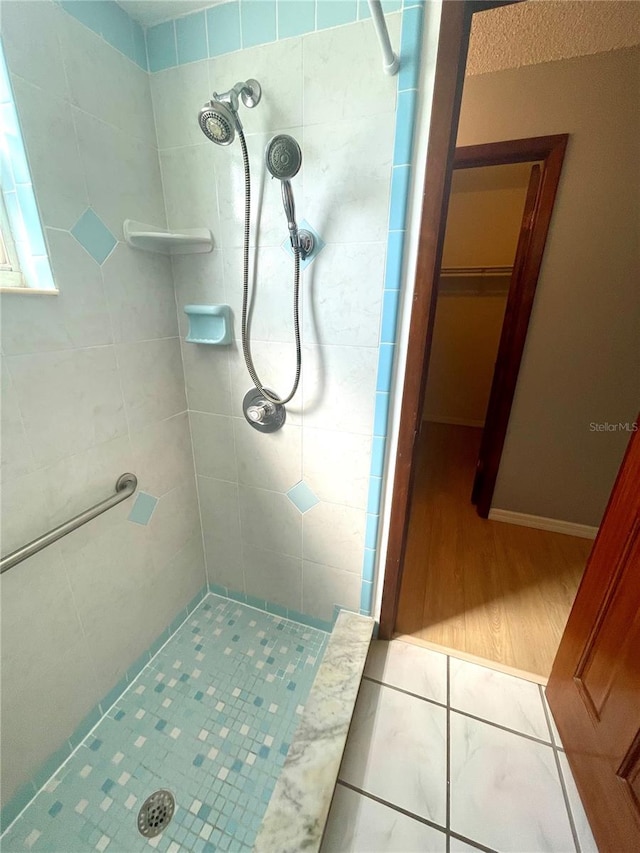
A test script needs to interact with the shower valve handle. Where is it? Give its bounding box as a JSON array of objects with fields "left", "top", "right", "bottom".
[{"left": 247, "top": 401, "right": 275, "bottom": 424}]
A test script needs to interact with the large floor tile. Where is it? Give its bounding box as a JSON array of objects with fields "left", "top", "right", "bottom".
[
  {"left": 450, "top": 712, "right": 575, "bottom": 852},
  {"left": 339, "top": 681, "right": 447, "bottom": 826},
  {"left": 364, "top": 640, "right": 447, "bottom": 705},
  {"left": 558, "top": 752, "right": 598, "bottom": 853},
  {"left": 321, "top": 784, "right": 446, "bottom": 853},
  {"left": 450, "top": 657, "right": 550, "bottom": 741}
]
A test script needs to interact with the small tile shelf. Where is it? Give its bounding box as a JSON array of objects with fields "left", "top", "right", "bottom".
[
  {"left": 184, "top": 304, "right": 232, "bottom": 345},
  {"left": 123, "top": 219, "right": 213, "bottom": 255}
]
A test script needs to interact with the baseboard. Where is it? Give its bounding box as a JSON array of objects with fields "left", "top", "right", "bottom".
[
  {"left": 488, "top": 509, "right": 598, "bottom": 540},
  {"left": 423, "top": 416, "right": 485, "bottom": 428}
]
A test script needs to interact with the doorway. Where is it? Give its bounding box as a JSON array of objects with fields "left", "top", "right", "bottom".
[{"left": 395, "top": 145, "right": 592, "bottom": 677}]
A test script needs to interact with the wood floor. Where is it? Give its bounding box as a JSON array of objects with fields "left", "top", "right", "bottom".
[{"left": 396, "top": 423, "right": 593, "bottom": 678}]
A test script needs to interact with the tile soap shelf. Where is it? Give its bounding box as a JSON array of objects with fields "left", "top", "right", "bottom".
[
  {"left": 123, "top": 219, "right": 213, "bottom": 255},
  {"left": 184, "top": 304, "right": 232, "bottom": 345}
]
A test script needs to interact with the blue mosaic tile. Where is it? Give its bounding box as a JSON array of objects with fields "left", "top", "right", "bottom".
[
  {"left": 286, "top": 480, "right": 319, "bottom": 513},
  {"left": 278, "top": 0, "right": 316, "bottom": 38},
  {"left": 1, "top": 595, "right": 327, "bottom": 851}
]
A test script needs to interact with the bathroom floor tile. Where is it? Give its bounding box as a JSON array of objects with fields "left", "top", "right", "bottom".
[
  {"left": 364, "top": 639, "right": 447, "bottom": 704},
  {"left": 321, "top": 784, "right": 446, "bottom": 853},
  {"left": 450, "top": 711, "right": 575, "bottom": 852},
  {"left": 558, "top": 751, "right": 598, "bottom": 853},
  {"left": 449, "top": 656, "right": 550, "bottom": 741},
  {"left": 338, "top": 680, "right": 447, "bottom": 826},
  {"left": 1, "top": 595, "right": 327, "bottom": 852}
]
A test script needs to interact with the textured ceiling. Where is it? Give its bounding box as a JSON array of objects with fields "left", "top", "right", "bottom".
[{"left": 467, "top": 0, "right": 640, "bottom": 76}]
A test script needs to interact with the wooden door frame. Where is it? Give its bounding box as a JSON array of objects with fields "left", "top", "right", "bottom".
[
  {"left": 378, "top": 0, "right": 563, "bottom": 639},
  {"left": 459, "top": 135, "right": 568, "bottom": 517}
]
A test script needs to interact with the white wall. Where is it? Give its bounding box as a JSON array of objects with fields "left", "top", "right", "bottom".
[
  {"left": 152, "top": 14, "right": 401, "bottom": 623},
  {"left": 458, "top": 47, "right": 640, "bottom": 526},
  {"left": 0, "top": 1, "right": 205, "bottom": 806}
]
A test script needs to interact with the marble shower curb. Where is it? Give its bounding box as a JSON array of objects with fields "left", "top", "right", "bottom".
[{"left": 254, "top": 610, "right": 374, "bottom": 852}]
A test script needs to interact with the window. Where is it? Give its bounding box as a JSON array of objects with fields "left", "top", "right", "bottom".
[{"left": 0, "top": 40, "right": 56, "bottom": 291}]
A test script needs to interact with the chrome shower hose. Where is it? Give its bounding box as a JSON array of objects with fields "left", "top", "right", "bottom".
[{"left": 237, "top": 126, "right": 301, "bottom": 406}]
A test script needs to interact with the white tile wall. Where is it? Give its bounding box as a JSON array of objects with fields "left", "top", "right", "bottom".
[
  {"left": 154, "top": 13, "right": 400, "bottom": 618},
  {"left": 0, "top": 0, "right": 205, "bottom": 808}
]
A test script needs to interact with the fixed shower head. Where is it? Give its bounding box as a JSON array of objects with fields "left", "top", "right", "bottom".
[
  {"left": 198, "top": 100, "right": 237, "bottom": 145},
  {"left": 198, "top": 79, "right": 262, "bottom": 145},
  {"left": 265, "top": 134, "right": 302, "bottom": 181}
]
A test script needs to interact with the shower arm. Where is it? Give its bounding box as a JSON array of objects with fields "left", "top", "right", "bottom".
[{"left": 368, "top": 0, "right": 399, "bottom": 76}]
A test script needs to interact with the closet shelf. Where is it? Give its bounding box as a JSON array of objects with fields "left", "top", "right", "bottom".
[
  {"left": 440, "top": 265, "right": 512, "bottom": 278},
  {"left": 123, "top": 220, "right": 213, "bottom": 255}
]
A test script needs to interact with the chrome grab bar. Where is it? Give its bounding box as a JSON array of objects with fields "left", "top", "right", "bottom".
[{"left": 0, "top": 473, "right": 137, "bottom": 574}]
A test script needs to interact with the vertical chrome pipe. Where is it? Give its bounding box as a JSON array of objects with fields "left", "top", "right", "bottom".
[{"left": 368, "top": 0, "right": 400, "bottom": 76}]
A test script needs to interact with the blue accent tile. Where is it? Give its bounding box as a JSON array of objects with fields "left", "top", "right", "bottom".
[
  {"left": 155, "top": 719, "right": 167, "bottom": 731},
  {"left": 193, "top": 753, "right": 205, "bottom": 767},
  {"left": 370, "top": 435, "right": 386, "bottom": 478},
  {"left": 132, "top": 20, "right": 148, "bottom": 69},
  {"left": 253, "top": 697, "right": 263, "bottom": 707},
  {"left": 227, "top": 589, "right": 247, "bottom": 604},
  {"left": 198, "top": 804, "right": 211, "bottom": 821},
  {"left": 71, "top": 208, "right": 116, "bottom": 265},
  {"left": 68, "top": 706, "right": 102, "bottom": 749},
  {"left": 231, "top": 759, "right": 243, "bottom": 773},
  {"left": 99, "top": 676, "right": 128, "bottom": 715},
  {"left": 389, "top": 165, "right": 411, "bottom": 231},
  {"left": 31, "top": 742, "right": 72, "bottom": 792},
  {"left": 48, "top": 800, "right": 63, "bottom": 818},
  {"left": 128, "top": 492, "right": 158, "bottom": 525},
  {"left": 101, "top": 779, "right": 115, "bottom": 795},
  {"left": 374, "top": 392, "right": 390, "bottom": 437},
  {"left": 148, "top": 629, "right": 170, "bottom": 658},
  {"left": 286, "top": 481, "right": 319, "bottom": 513},
  {"left": 265, "top": 601, "right": 288, "bottom": 619},
  {"left": 114, "top": 710, "right": 125, "bottom": 721},
  {"left": 210, "top": 583, "right": 228, "bottom": 596},
  {"left": 177, "top": 11, "right": 207, "bottom": 64},
  {"left": 88, "top": 737, "right": 103, "bottom": 752},
  {"left": 358, "top": 0, "right": 402, "bottom": 18},
  {"left": 384, "top": 230, "right": 405, "bottom": 290},
  {"left": 59, "top": 1, "right": 105, "bottom": 33},
  {"left": 258, "top": 745, "right": 270, "bottom": 758},
  {"left": 376, "top": 343, "right": 395, "bottom": 392},
  {"left": 126, "top": 651, "right": 151, "bottom": 683},
  {"left": 278, "top": 0, "right": 316, "bottom": 38},
  {"left": 280, "top": 219, "right": 325, "bottom": 269},
  {"left": 317, "top": 0, "right": 357, "bottom": 29},
  {"left": 381, "top": 289, "right": 400, "bottom": 344},
  {"left": 362, "top": 549, "right": 375, "bottom": 582},
  {"left": 241, "top": 1, "right": 277, "bottom": 48},
  {"left": 365, "top": 513, "right": 380, "bottom": 550},
  {"left": 398, "top": 3, "right": 423, "bottom": 91},
  {"left": 99, "top": 1, "right": 136, "bottom": 61},
  {"left": 207, "top": 1, "right": 241, "bottom": 56},
  {"left": 394, "top": 89, "right": 417, "bottom": 165},
  {"left": 360, "top": 580, "right": 374, "bottom": 614},
  {"left": 367, "top": 476, "right": 383, "bottom": 515},
  {"left": 146, "top": 20, "right": 177, "bottom": 72},
  {"left": 246, "top": 594, "right": 267, "bottom": 610}
]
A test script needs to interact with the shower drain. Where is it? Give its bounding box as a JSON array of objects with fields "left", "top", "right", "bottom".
[{"left": 137, "top": 790, "right": 175, "bottom": 838}]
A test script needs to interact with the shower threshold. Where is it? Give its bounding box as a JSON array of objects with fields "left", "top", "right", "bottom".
[{"left": 1, "top": 595, "right": 372, "bottom": 852}]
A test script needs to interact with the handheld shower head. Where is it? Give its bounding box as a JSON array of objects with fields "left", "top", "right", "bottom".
[
  {"left": 265, "top": 135, "right": 302, "bottom": 181},
  {"left": 265, "top": 134, "right": 303, "bottom": 248},
  {"left": 198, "top": 79, "right": 262, "bottom": 145}
]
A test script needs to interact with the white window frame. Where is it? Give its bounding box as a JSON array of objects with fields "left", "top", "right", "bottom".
[{"left": 0, "top": 189, "right": 25, "bottom": 288}]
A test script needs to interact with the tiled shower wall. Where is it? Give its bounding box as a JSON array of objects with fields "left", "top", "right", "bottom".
[
  {"left": 152, "top": 3, "right": 418, "bottom": 625},
  {"left": 0, "top": 1, "right": 205, "bottom": 812},
  {"left": 0, "top": 0, "right": 424, "bottom": 822}
]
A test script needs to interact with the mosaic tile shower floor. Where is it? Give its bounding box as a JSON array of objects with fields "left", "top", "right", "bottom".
[{"left": 2, "top": 595, "right": 328, "bottom": 853}]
